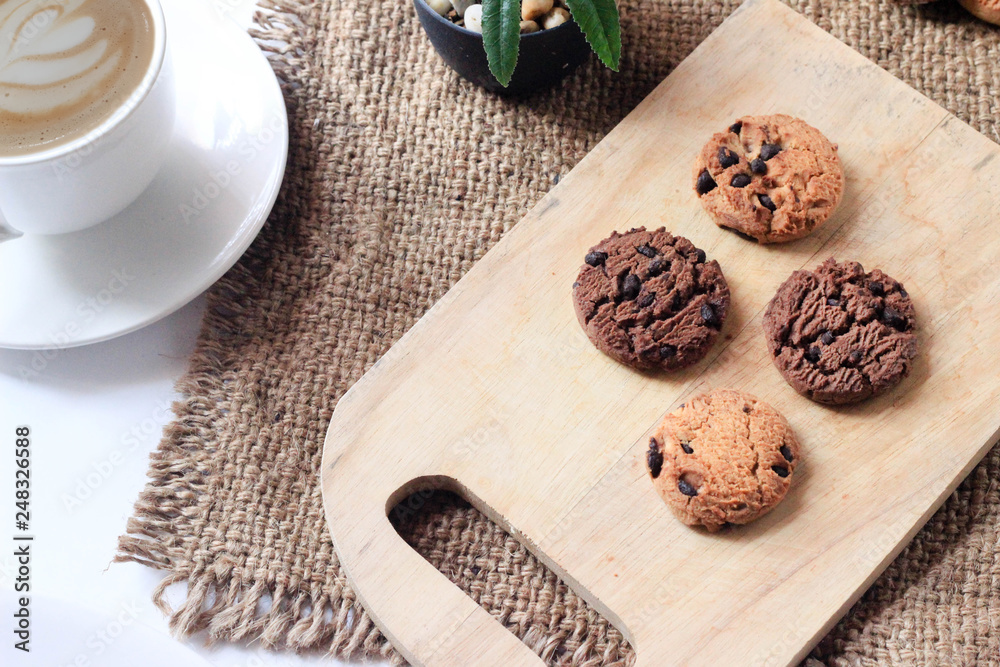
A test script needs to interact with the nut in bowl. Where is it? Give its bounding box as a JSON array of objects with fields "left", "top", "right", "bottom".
[{"left": 413, "top": 0, "right": 621, "bottom": 94}]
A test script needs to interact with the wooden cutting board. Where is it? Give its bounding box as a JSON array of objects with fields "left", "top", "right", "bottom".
[{"left": 321, "top": 0, "right": 1000, "bottom": 664}]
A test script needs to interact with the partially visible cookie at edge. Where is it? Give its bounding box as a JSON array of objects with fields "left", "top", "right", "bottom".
[
  {"left": 646, "top": 389, "right": 801, "bottom": 532},
  {"left": 763, "top": 257, "right": 918, "bottom": 405},
  {"left": 958, "top": 0, "right": 1000, "bottom": 25},
  {"left": 573, "top": 227, "right": 730, "bottom": 371},
  {"left": 693, "top": 114, "right": 844, "bottom": 244}
]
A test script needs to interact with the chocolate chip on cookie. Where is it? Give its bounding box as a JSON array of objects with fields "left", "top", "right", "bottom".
[
  {"left": 763, "top": 258, "right": 918, "bottom": 405},
  {"left": 646, "top": 389, "right": 801, "bottom": 532},
  {"left": 573, "top": 227, "right": 730, "bottom": 371},
  {"left": 693, "top": 114, "right": 844, "bottom": 244}
]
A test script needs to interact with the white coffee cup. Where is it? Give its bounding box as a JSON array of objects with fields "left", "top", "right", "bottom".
[{"left": 0, "top": 0, "right": 175, "bottom": 242}]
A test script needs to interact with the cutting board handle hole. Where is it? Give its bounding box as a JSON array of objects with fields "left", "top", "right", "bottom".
[{"left": 387, "top": 475, "right": 637, "bottom": 664}]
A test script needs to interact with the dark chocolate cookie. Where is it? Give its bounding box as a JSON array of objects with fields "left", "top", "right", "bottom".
[
  {"left": 647, "top": 389, "right": 801, "bottom": 532},
  {"left": 573, "top": 227, "right": 730, "bottom": 371},
  {"left": 763, "top": 258, "right": 917, "bottom": 405},
  {"left": 693, "top": 114, "right": 844, "bottom": 244}
]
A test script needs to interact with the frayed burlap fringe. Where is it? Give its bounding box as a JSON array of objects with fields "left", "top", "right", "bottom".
[{"left": 117, "top": 0, "right": 1000, "bottom": 664}]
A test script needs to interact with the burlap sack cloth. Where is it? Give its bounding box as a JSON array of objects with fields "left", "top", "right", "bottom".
[{"left": 116, "top": 0, "right": 1000, "bottom": 663}]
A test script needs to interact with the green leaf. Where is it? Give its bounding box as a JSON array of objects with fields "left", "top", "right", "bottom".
[
  {"left": 565, "top": 0, "right": 621, "bottom": 71},
  {"left": 482, "top": 0, "right": 522, "bottom": 87}
]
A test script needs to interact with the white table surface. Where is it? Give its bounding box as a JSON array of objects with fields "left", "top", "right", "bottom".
[{"left": 0, "top": 1, "right": 387, "bottom": 665}]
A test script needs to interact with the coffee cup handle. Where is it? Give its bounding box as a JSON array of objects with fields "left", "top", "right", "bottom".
[{"left": 0, "top": 209, "right": 22, "bottom": 243}]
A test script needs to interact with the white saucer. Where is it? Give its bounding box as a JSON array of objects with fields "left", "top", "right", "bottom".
[{"left": 0, "top": 0, "right": 288, "bottom": 349}]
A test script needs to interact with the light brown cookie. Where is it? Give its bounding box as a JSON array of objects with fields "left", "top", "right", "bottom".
[
  {"left": 693, "top": 114, "right": 844, "bottom": 244},
  {"left": 646, "top": 389, "right": 800, "bottom": 532},
  {"left": 958, "top": 0, "right": 1000, "bottom": 25}
]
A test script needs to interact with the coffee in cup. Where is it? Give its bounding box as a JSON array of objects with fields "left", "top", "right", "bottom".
[
  {"left": 0, "top": 0, "right": 156, "bottom": 158},
  {"left": 0, "top": 0, "right": 173, "bottom": 237}
]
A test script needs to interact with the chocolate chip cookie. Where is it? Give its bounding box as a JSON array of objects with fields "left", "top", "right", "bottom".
[
  {"left": 763, "top": 258, "right": 918, "bottom": 405},
  {"left": 958, "top": 0, "right": 1000, "bottom": 26},
  {"left": 573, "top": 227, "right": 730, "bottom": 371},
  {"left": 646, "top": 389, "right": 800, "bottom": 532},
  {"left": 693, "top": 114, "right": 844, "bottom": 244}
]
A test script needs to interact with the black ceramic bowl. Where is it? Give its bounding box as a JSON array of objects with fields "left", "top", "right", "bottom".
[{"left": 414, "top": 0, "right": 591, "bottom": 95}]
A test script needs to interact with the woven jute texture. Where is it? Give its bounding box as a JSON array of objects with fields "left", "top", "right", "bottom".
[{"left": 117, "top": 0, "right": 1000, "bottom": 664}]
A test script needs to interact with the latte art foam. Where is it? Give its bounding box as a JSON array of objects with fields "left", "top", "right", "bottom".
[{"left": 0, "top": 0, "right": 154, "bottom": 156}]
